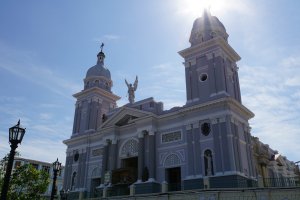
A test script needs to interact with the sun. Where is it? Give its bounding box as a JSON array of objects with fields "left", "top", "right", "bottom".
[{"left": 175, "top": 0, "right": 237, "bottom": 20}]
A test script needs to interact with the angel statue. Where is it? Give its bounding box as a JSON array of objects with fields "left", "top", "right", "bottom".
[{"left": 125, "top": 76, "right": 138, "bottom": 104}]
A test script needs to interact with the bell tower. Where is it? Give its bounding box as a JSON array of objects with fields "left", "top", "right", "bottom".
[
  {"left": 71, "top": 45, "right": 120, "bottom": 136},
  {"left": 179, "top": 10, "right": 242, "bottom": 105}
]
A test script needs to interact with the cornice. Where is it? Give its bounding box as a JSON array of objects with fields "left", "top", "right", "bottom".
[
  {"left": 73, "top": 87, "right": 120, "bottom": 102},
  {"left": 178, "top": 36, "right": 241, "bottom": 63},
  {"left": 159, "top": 97, "right": 254, "bottom": 121}
]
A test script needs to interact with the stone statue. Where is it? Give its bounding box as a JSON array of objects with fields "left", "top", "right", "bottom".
[
  {"left": 205, "top": 151, "right": 212, "bottom": 176},
  {"left": 125, "top": 76, "right": 138, "bottom": 104}
]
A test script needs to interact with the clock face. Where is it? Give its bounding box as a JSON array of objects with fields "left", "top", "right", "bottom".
[
  {"left": 74, "top": 152, "right": 79, "bottom": 162},
  {"left": 201, "top": 122, "right": 211, "bottom": 136}
]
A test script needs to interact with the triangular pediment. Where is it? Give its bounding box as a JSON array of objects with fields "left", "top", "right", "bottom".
[{"left": 101, "top": 106, "right": 154, "bottom": 129}]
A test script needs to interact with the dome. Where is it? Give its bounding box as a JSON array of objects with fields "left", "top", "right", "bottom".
[
  {"left": 86, "top": 64, "right": 111, "bottom": 79},
  {"left": 189, "top": 10, "right": 228, "bottom": 46},
  {"left": 85, "top": 50, "right": 111, "bottom": 79}
]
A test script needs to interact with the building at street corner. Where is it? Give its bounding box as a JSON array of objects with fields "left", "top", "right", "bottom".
[
  {"left": 62, "top": 11, "right": 299, "bottom": 197},
  {"left": 11, "top": 157, "right": 64, "bottom": 198}
]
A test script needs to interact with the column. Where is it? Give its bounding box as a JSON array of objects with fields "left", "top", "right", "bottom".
[
  {"left": 226, "top": 116, "right": 236, "bottom": 172},
  {"left": 186, "top": 124, "right": 195, "bottom": 176},
  {"left": 100, "top": 140, "right": 110, "bottom": 186},
  {"left": 109, "top": 139, "right": 117, "bottom": 171},
  {"left": 137, "top": 133, "right": 145, "bottom": 182},
  {"left": 148, "top": 131, "right": 155, "bottom": 181}
]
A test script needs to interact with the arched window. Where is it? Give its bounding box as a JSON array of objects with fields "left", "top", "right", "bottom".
[
  {"left": 102, "top": 114, "right": 107, "bottom": 123},
  {"left": 120, "top": 139, "right": 138, "bottom": 157},
  {"left": 91, "top": 167, "right": 100, "bottom": 178},
  {"left": 204, "top": 150, "right": 214, "bottom": 176},
  {"left": 71, "top": 172, "right": 77, "bottom": 190},
  {"left": 95, "top": 80, "right": 99, "bottom": 87},
  {"left": 85, "top": 81, "right": 90, "bottom": 89},
  {"left": 164, "top": 154, "right": 181, "bottom": 168}
]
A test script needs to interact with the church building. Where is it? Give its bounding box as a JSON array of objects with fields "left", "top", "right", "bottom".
[{"left": 63, "top": 11, "right": 257, "bottom": 196}]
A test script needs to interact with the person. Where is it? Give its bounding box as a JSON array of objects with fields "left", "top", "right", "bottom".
[{"left": 125, "top": 76, "right": 138, "bottom": 104}]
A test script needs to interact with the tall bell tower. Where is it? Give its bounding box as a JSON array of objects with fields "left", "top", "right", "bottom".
[
  {"left": 179, "top": 10, "right": 242, "bottom": 105},
  {"left": 71, "top": 46, "right": 120, "bottom": 136}
]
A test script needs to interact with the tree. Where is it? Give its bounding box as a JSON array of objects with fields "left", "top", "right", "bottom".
[
  {"left": 8, "top": 164, "right": 50, "bottom": 200},
  {"left": 0, "top": 153, "right": 49, "bottom": 200}
]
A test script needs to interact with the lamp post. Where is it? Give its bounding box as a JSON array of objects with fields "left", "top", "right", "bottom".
[
  {"left": 0, "top": 120, "right": 26, "bottom": 200},
  {"left": 50, "top": 158, "right": 62, "bottom": 200}
]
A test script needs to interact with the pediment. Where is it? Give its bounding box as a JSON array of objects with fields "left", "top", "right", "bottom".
[{"left": 101, "top": 107, "right": 154, "bottom": 128}]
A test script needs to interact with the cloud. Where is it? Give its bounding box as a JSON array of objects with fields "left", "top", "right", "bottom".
[
  {"left": 39, "top": 113, "right": 52, "bottom": 120},
  {"left": 139, "top": 63, "right": 186, "bottom": 109},
  {"left": 240, "top": 55, "right": 300, "bottom": 161},
  {"left": 0, "top": 41, "right": 81, "bottom": 99},
  {"left": 93, "top": 34, "right": 121, "bottom": 43}
]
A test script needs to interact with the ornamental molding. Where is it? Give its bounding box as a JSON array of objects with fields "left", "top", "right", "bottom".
[
  {"left": 73, "top": 87, "right": 120, "bottom": 102},
  {"left": 179, "top": 36, "right": 241, "bottom": 63},
  {"left": 84, "top": 76, "right": 112, "bottom": 85},
  {"left": 186, "top": 124, "right": 193, "bottom": 130},
  {"left": 119, "top": 138, "right": 139, "bottom": 158}
]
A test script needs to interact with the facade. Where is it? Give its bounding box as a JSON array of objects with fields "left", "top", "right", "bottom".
[
  {"left": 12, "top": 157, "right": 64, "bottom": 197},
  {"left": 62, "top": 11, "right": 297, "bottom": 197},
  {"left": 252, "top": 137, "right": 299, "bottom": 187}
]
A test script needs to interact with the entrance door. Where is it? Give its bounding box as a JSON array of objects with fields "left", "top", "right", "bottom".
[
  {"left": 90, "top": 178, "right": 101, "bottom": 197},
  {"left": 122, "top": 157, "right": 138, "bottom": 169},
  {"left": 166, "top": 167, "right": 181, "bottom": 191}
]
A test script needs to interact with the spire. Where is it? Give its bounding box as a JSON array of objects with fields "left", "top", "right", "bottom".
[
  {"left": 203, "top": 8, "right": 211, "bottom": 19},
  {"left": 97, "top": 42, "right": 105, "bottom": 65}
]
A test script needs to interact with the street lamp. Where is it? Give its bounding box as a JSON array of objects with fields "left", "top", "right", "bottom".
[
  {"left": 0, "top": 120, "right": 26, "bottom": 200},
  {"left": 50, "top": 158, "right": 62, "bottom": 200}
]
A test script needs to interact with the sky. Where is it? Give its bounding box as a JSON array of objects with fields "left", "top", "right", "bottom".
[{"left": 0, "top": 0, "right": 300, "bottom": 165}]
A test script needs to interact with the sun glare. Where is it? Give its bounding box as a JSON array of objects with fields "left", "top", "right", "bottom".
[{"left": 175, "top": 0, "right": 250, "bottom": 21}]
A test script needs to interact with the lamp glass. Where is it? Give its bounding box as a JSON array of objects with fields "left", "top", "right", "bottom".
[{"left": 9, "top": 121, "right": 25, "bottom": 144}]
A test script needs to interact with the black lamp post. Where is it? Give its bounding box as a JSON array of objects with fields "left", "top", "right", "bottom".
[
  {"left": 50, "top": 158, "right": 62, "bottom": 200},
  {"left": 0, "top": 120, "right": 26, "bottom": 200}
]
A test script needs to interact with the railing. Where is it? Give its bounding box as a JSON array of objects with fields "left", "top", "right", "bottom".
[
  {"left": 80, "top": 187, "right": 300, "bottom": 200},
  {"left": 263, "top": 177, "right": 298, "bottom": 187}
]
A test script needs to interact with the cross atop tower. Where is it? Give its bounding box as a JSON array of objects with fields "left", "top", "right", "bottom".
[{"left": 100, "top": 43, "right": 104, "bottom": 52}]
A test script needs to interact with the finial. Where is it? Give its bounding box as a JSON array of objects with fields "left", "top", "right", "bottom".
[{"left": 100, "top": 43, "right": 104, "bottom": 52}]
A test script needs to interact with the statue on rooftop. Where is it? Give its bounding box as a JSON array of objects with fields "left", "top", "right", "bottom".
[{"left": 125, "top": 76, "right": 138, "bottom": 104}]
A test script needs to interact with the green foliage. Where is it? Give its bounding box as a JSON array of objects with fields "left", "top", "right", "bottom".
[{"left": 8, "top": 164, "right": 50, "bottom": 200}]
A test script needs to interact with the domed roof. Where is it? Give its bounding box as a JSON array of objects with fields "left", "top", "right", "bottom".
[
  {"left": 189, "top": 10, "right": 228, "bottom": 45},
  {"left": 85, "top": 50, "right": 111, "bottom": 79},
  {"left": 86, "top": 64, "right": 111, "bottom": 79}
]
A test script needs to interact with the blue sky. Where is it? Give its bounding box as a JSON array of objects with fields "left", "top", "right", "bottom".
[{"left": 0, "top": 0, "right": 300, "bottom": 164}]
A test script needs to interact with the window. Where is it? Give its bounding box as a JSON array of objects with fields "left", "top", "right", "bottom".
[
  {"left": 42, "top": 165, "right": 50, "bottom": 173},
  {"left": 149, "top": 102, "right": 154, "bottom": 108},
  {"left": 92, "top": 148, "right": 103, "bottom": 157},
  {"left": 162, "top": 131, "right": 182, "bottom": 143},
  {"left": 71, "top": 172, "right": 77, "bottom": 189},
  {"left": 14, "top": 161, "right": 21, "bottom": 169},
  {"left": 85, "top": 81, "right": 90, "bottom": 89},
  {"left": 121, "top": 139, "right": 138, "bottom": 157},
  {"left": 200, "top": 73, "right": 208, "bottom": 82},
  {"left": 201, "top": 122, "right": 211, "bottom": 136},
  {"left": 74, "top": 152, "right": 79, "bottom": 162},
  {"left": 31, "top": 163, "right": 39, "bottom": 170}
]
